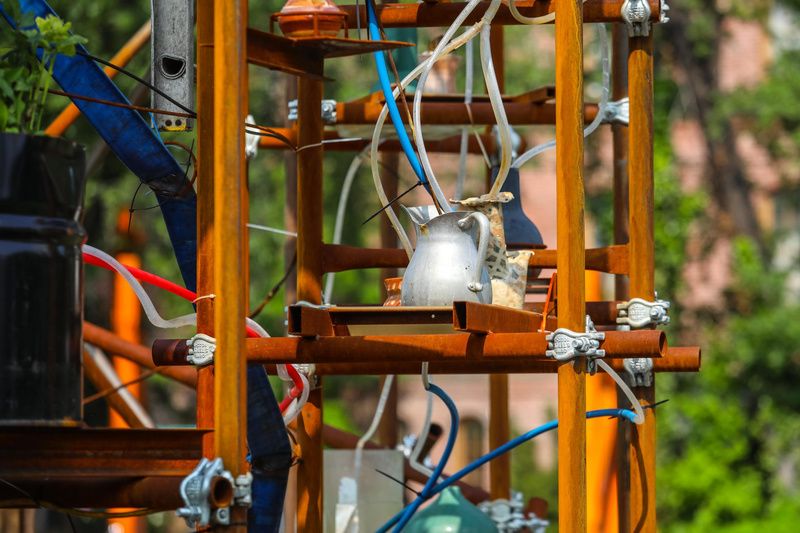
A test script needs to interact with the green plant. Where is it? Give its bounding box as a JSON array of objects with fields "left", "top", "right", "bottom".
[{"left": 0, "top": 1, "right": 86, "bottom": 133}]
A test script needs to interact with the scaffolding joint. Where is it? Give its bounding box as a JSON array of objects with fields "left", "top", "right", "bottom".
[
  {"left": 176, "top": 457, "right": 242, "bottom": 528},
  {"left": 603, "top": 97, "right": 629, "bottom": 125},
  {"left": 546, "top": 316, "right": 605, "bottom": 372},
  {"left": 187, "top": 333, "right": 216, "bottom": 367},
  {"left": 616, "top": 297, "right": 671, "bottom": 329},
  {"left": 287, "top": 98, "right": 337, "bottom": 124},
  {"left": 621, "top": 0, "right": 652, "bottom": 37}
]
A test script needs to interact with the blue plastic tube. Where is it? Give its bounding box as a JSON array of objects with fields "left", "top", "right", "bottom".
[
  {"left": 365, "top": 0, "right": 427, "bottom": 187},
  {"left": 380, "top": 408, "right": 639, "bottom": 531}
]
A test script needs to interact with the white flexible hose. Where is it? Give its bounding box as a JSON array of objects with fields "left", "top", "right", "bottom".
[
  {"left": 354, "top": 374, "right": 396, "bottom": 475},
  {"left": 324, "top": 148, "right": 369, "bottom": 303},
  {"left": 454, "top": 36, "right": 474, "bottom": 201},
  {"left": 508, "top": 0, "right": 556, "bottom": 25},
  {"left": 481, "top": 14, "right": 513, "bottom": 197},
  {"left": 371, "top": 20, "right": 491, "bottom": 250},
  {"left": 512, "top": 23, "right": 609, "bottom": 169},
  {"left": 595, "top": 359, "right": 645, "bottom": 424},
  {"left": 413, "top": 0, "right": 504, "bottom": 210},
  {"left": 83, "top": 245, "right": 309, "bottom": 425}
]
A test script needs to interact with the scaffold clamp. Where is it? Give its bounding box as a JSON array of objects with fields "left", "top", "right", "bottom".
[
  {"left": 186, "top": 333, "right": 216, "bottom": 367},
  {"left": 546, "top": 316, "right": 605, "bottom": 371},
  {"left": 616, "top": 297, "right": 671, "bottom": 329},
  {"left": 176, "top": 457, "right": 236, "bottom": 528},
  {"left": 603, "top": 97, "right": 629, "bottom": 125},
  {"left": 624, "top": 357, "right": 654, "bottom": 388},
  {"left": 621, "top": 0, "right": 652, "bottom": 37}
]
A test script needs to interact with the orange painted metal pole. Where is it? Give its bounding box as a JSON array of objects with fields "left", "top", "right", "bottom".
[
  {"left": 109, "top": 246, "right": 146, "bottom": 533},
  {"left": 45, "top": 21, "right": 151, "bottom": 137},
  {"left": 627, "top": 31, "right": 656, "bottom": 533},
  {"left": 555, "top": 0, "right": 587, "bottom": 530},
  {"left": 196, "top": 0, "right": 216, "bottom": 460},
  {"left": 213, "top": 0, "right": 248, "bottom": 528},
  {"left": 295, "top": 76, "right": 325, "bottom": 531}
]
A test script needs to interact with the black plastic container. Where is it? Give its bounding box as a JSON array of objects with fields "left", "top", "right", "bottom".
[{"left": 0, "top": 133, "right": 86, "bottom": 425}]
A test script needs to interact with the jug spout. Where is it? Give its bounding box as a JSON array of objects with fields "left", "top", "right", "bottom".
[{"left": 401, "top": 204, "right": 440, "bottom": 226}]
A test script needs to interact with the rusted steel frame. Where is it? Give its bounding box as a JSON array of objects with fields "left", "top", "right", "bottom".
[
  {"left": 555, "top": 0, "right": 588, "bottom": 528},
  {"left": 242, "top": 330, "right": 664, "bottom": 365},
  {"left": 83, "top": 321, "right": 197, "bottom": 387},
  {"left": 247, "top": 28, "right": 325, "bottom": 79},
  {"left": 0, "top": 477, "right": 186, "bottom": 510},
  {"left": 321, "top": 243, "right": 628, "bottom": 274},
  {"left": 305, "top": 347, "right": 699, "bottom": 375},
  {"left": 320, "top": 425, "right": 493, "bottom": 504},
  {"left": 295, "top": 75, "right": 325, "bottom": 531},
  {"left": 45, "top": 21, "right": 151, "bottom": 137},
  {"left": 452, "top": 301, "right": 544, "bottom": 333},
  {"left": 196, "top": 0, "right": 216, "bottom": 459},
  {"left": 340, "top": 0, "right": 660, "bottom": 28},
  {"left": 336, "top": 99, "right": 599, "bottom": 125},
  {"left": 289, "top": 304, "right": 454, "bottom": 335},
  {"left": 525, "top": 300, "right": 619, "bottom": 326},
  {"left": 82, "top": 348, "right": 152, "bottom": 429},
  {"left": 625, "top": 32, "right": 657, "bottom": 533},
  {"left": 212, "top": 3, "right": 248, "bottom": 531},
  {"left": 0, "top": 428, "right": 206, "bottom": 478},
  {"left": 257, "top": 128, "right": 520, "bottom": 155}
]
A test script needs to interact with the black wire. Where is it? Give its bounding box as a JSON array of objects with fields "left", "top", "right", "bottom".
[
  {"left": 362, "top": 181, "right": 423, "bottom": 226},
  {"left": 75, "top": 50, "right": 196, "bottom": 116},
  {"left": 375, "top": 468, "right": 421, "bottom": 496},
  {"left": 0, "top": 478, "right": 77, "bottom": 533}
]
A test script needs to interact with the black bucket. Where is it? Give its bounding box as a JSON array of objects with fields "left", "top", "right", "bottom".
[{"left": 0, "top": 133, "right": 86, "bottom": 425}]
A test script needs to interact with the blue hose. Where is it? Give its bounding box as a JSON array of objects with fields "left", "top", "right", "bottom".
[
  {"left": 365, "top": 0, "right": 427, "bottom": 187},
  {"left": 389, "top": 383, "right": 460, "bottom": 532},
  {"left": 380, "top": 408, "right": 638, "bottom": 531}
]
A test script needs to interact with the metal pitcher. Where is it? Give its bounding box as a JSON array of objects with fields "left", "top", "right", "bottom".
[{"left": 401, "top": 207, "right": 492, "bottom": 306}]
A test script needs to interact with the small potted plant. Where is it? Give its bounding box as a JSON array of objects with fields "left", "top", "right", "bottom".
[{"left": 0, "top": 1, "right": 89, "bottom": 426}]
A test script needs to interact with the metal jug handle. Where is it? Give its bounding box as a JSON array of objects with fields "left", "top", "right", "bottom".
[{"left": 457, "top": 212, "right": 491, "bottom": 293}]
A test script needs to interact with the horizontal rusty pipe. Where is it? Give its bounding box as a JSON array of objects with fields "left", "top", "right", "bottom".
[
  {"left": 154, "top": 330, "right": 665, "bottom": 365},
  {"left": 269, "top": 346, "right": 699, "bottom": 375},
  {"left": 320, "top": 244, "right": 627, "bottom": 275},
  {"left": 0, "top": 476, "right": 190, "bottom": 510},
  {"left": 84, "top": 322, "right": 197, "bottom": 388},
  {"left": 321, "top": 425, "right": 490, "bottom": 504},
  {"left": 336, "top": 100, "right": 598, "bottom": 126},
  {"left": 340, "top": 0, "right": 660, "bottom": 28}
]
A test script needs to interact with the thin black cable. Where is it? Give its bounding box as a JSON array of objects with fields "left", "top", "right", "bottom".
[
  {"left": 362, "top": 181, "right": 422, "bottom": 226},
  {"left": 375, "top": 469, "right": 421, "bottom": 496},
  {"left": 75, "top": 50, "right": 196, "bottom": 115}
]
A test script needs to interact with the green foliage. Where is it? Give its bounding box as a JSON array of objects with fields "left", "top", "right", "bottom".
[
  {"left": 0, "top": 1, "right": 86, "bottom": 133},
  {"left": 659, "top": 239, "right": 800, "bottom": 531}
]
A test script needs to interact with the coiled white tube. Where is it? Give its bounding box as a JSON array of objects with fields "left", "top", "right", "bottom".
[
  {"left": 595, "top": 358, "right": 645, "bottom": 424},
  {"left": 354, "top": 374, "right": 396, "bottom": 475},
  {"left": 508, "top": 0, "right": 556, "bottom": 25},
  {"left": 371, "top": 18, "right": 492, "bottom": 249},
  {"left": 324, "top": 148, "right": 370, "bottom": 303},
  {"left": 454, "top": 37, "right": 475, "bottom": 202},
  {"left": 83, "top": 245, "right": 309, "bottom": 424},
  {"left": 481, "top": 14, "right": 513, "bottom": 197},
  {"left": 512, "top": 23, "right": 610, "bottom": 169}
]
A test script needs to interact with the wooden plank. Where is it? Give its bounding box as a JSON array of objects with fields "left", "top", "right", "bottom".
[
  {"left": 213, "top": 0, "right": 248, "bottom": 529},
  {"left": 555, "top": 0, "right": 587, "bottom": 530}
]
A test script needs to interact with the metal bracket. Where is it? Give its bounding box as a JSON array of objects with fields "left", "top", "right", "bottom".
[
  {"left": 234, "top": 472, "right": 253, "bottom": 508},
  {"left": 660, "top": 0, "right": 671, "bottom": 23},
  {"left": 616, "top": 297, "right": 671, "bottom": 329},
  {"left": 623, "top": 357, "right": 654, "bottom": 388},
  {"left": 187, "top": 333, "right": 216, "bottom": 367},
  {"left": 245, "top": 113, "right": 259, "bottom": 160},
  {"left": 479, "top": 492, "right": 550, "bottom": 533},
  {"left": 546, "top": 316, "right": 605, "bottom": 372},
  {"left": 621, "top": 0, "right": 652, "bottom": 37},
  {"left": 602, "top": 97, "right": 629, "bottom": 125},
  {"left": 287, "top": 99, "right": 338, "bottom": 124},
  {"left": 176, "top": 457, "right": 235, "bottom": 528}
]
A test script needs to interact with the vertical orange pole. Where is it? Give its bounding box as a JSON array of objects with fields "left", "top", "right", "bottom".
[
  {"left": 488, "top": 23, "right": 512, "bottom": 502},
  {"left": 213, "top": 0, "right": 248, "bottom": 529},
  {"left": 295, "top": 76, "right": 324, "bottom": 531},
  {"left": 555, "top": 0, "right": 587, "bottom": 530},
  {"left": 109, "top": 241, "right": 144, "bottom": 533},
  {"left": 627, "top": 31, "right": 656, "bottom": 533},
  {"left": 196, "top": 0, "right": 215, "bottom": 460}
]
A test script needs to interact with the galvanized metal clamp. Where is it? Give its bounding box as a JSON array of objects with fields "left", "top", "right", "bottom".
[
  {"left": 186, "top": 333, "right": 216, "bottom": 367},
  {"left": 602, "top": 97, "right": 629, "bottom": 125},
  {"left": 176, "top": 457, "right": 252, "bottom": 528},
  {"left": 623, "top": 356, "right": 654, "bottom": 388},
  {"left": 616, "top": 297, "right": 671, "bottom": 329},
  {"left": 621, "top": 0, "right": 652, "bottom": 37},
  {"left": 546, "top": 316, "right": 605, "bottom": 373},
  {"left": 479, "top": 492, "right": 550, "bottom": 533}
]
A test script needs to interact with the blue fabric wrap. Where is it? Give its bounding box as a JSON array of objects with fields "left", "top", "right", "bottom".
[
  {"left": 2, "top": 0, "right": 198, "bottom": 289},
  {"left": 247, "top": 366, "right": 293, "bottom": 533}
]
